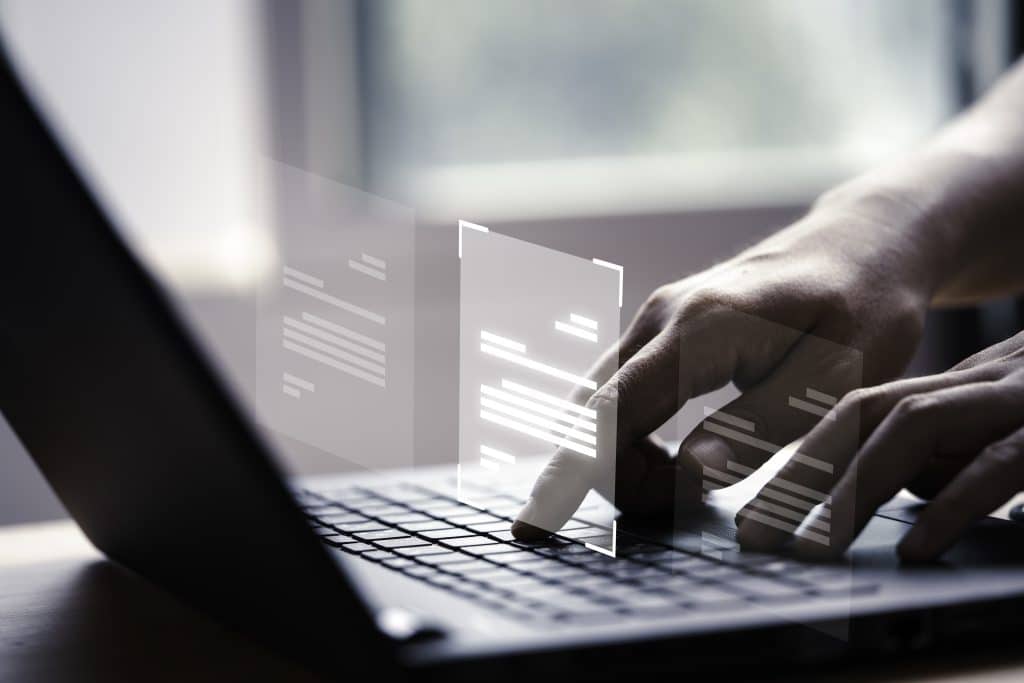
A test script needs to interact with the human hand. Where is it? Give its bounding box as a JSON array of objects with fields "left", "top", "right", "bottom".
[
  {"left": 736, "top": 330, "right": 1024, "bottom": 562},
  {"left": 512, "top": 193, "right": 943, "bottom": 541}
]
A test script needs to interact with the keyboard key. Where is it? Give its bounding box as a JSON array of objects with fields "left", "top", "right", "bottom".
[
  {"left": 463, "top": 543, "right": 522, "bottom": 556},
  {"left": 353, "top": 529, "right": 410, "bottom": 541},
  {"left": 448, "top": 513, "right": 502, "bottom": 525},
  {"left": 442, "top": 536, "right": 497, "bottom": 548},
  {"left": 726, "top": 577, "right": 807, "bottom": 602},
  {"left": 420, "top": 528, "right": 475, "bottom": 540},
  {"left": 400, "top": 520, "right": 453, "bottom": 532},
  {"left": 364, "top": 550, "right": 398, "bottom": 562},
  {"left": 376, "top": 512, "right": 432, "bottom": 525},
  {"left": 334, "top": 521, "right": 388, "bottom": 534},
  {"left": 437, "top": 559, "right": 498, "bottom": 573},
  {"left": 416, "top": 553, "right": 484, "bottom": 566},
  {"left": 396, "top": 546, "right": 464, "bottom": 558},
  {"left": 469, "top": 521, "right": 510, "bottom": 533},
  {"left": 336, "top": 542, "right": 374, "bottom": 553},
  {"left": 318, "top": 512, "right": 368, "bottom": 525},
  {"left": 376, "top": 537, "right": 431, "bottom": 549}
]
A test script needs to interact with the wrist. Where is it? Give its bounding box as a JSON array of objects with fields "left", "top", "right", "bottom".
[{"left": 810, "top": 160, "right": 967, "bottom": 301}]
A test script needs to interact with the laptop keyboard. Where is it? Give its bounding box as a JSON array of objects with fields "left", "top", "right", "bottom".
[{"left": 295, "top": 483, "right": 876, "bottom": 624}]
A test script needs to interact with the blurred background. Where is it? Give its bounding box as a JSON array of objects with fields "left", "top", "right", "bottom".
[{"left": 1, "top": 0, "right": 1021, "bottom": 525}]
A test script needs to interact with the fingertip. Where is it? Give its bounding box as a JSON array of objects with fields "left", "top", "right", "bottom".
[
  {"left": 896, "top": 527, "right": 937, "bottom": 564},
  {"left": 510, "top": 519, "right": 551, "bottom": 542}
]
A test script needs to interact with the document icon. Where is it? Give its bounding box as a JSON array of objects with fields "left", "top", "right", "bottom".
[{"left": 458, "top": 223, "right": 621, "bottom": 555}]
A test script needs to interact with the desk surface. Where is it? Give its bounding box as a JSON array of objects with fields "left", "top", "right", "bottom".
[{"left": 2, "top": 520, "right": 1024, "bottom": 682}]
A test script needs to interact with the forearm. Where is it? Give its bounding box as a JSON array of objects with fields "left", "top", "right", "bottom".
[{"left": 818, "top": 57, "right": 1024, "bottom": 307}]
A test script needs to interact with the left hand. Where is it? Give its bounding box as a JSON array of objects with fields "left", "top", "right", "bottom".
[{"left": 736, "top": 329, "right": 1024, "bottom": 562}]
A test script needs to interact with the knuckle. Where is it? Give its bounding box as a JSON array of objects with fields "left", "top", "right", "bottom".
[
  {"left": 680, "top": 286, "right": 736, "bottom": 319},
  {"left": 837, "top": 386, "right": 885, "bottom": 424},
  {"left": 890, "top": 393, "right": 938, "bottom": 424},
  {"left": 979, "top": 441, "right": 1022, "bottom": 470}
]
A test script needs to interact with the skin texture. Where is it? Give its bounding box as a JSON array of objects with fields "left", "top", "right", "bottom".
[{"left": 512, "top": 57, "right": 1024, "bottom": 559}]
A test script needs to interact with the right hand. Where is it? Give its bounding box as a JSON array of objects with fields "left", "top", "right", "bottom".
[{"left": 512, "top": 190, "right": 941, "bottom": 540}]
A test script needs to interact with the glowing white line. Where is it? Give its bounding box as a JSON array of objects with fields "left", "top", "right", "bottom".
[
  {"left": 361, "top": 253, "right": 387, "bottom": 269},
  {"left": 791, "top": 452, "right": 834, "bottom": 474},
  {"left": 480, "top": 445, "right": 516, "bottom": 464},
  {"left": 724, "top": 461, "right": 829, "bottom": 504},
  {"left": 282, "top": 385, "right": 301, "bottom": 398},
  {"left": 569, "top": 314, "right": 598, "bottom": 330},
  {"left": 501, "top": 380, "right": 597, "bottom": 419},
  {"left": 283, "top": 328, "right": 385, "bottom": 375},
  {"left": 282, "top": 373, "right": 315, "bottom": 392},
  {"left": 789, "top": 397, "right": 837, "bottom": 421},
  {"left": 479, "top": 458, "right": 500, "bottom": 472},
  {"left": 283, "top": 341, "right": 386, "bottom": 388},
  {"left": 480, "top": 330, "right": 526, "bottom": 353},
  {"left": 746, "top": 498, "right": 831, "bottom": 532},
  {"left": 458, "top": 219, "right": 489, "bottom": 258},
  {"left": 585, "top": 521, "right": 617, "bottom": 557},
  {"left": 806, "top": 388, "right": 837, "bottom": 406},
  {"left": 735, "top": 508, "right": 830, "bottom": 546},
  {"left": 703, "top": 407, "right": 755, "bottom": 432},
  {"left": 301, "top": 313, "right": 385, "bottom": 352},
  {"left": 555, "top": 321, "right": 598, "bottom": 342},
  {"left": 348, "top": 260, "right": 386, "bottom": 281},
  {"left": 703, "top": 421, "right": 781, "bottom": 454},
  {"left": 480, "top": 397, "right": 596, "bottom": 445},
  {"left": 283, "top": 278, "right": 385, "bottom": 325},
  {"left": 591, "top": 258, "right": 623, "bottom": 308},
  {"left": 481, "top": 385, "right": 596, "bottom": 432},
  {"left": 282, "top": 266, "right": 323, "bottom": 288},
  {"left": 701, "top": 467, "right": 742, "bottom": 486},
  {"left": 480, "top": 410, "right": 596, "bottom": 457},
  {"left": 284, "top": 317, "right": 386, "bottom": 364},
  {"left": 481, "top": 344, "right": 597, "bottom": 390}
]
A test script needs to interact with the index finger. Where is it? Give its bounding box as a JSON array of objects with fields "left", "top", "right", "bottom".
[{"left": 512, "top": 327, "right": 680, "bottom": 539}]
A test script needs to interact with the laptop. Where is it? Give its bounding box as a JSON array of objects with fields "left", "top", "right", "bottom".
[{"left": 4, "top": 37, "right": 1024, "bottom": 679}]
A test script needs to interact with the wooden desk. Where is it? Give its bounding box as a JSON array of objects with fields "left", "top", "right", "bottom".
[{"left": 2, "top": 520, "right": 1024, "bottom": 682}]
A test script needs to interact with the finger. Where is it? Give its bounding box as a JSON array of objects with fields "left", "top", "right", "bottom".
[
  {"left": 685, "top": 335, "right": 860, "bottom": 493},
  {"left": 900, "top": 424, "right": 1024, "bottom": 559},
  {"left": 793, "top": 377, "right": 1024, "bottom": 559},
  {"left": 736, "top": 364, "right": 1005, "bottom": 550},
  {"left": 511, "top": 295, "right": 673, "bottom": 541}
]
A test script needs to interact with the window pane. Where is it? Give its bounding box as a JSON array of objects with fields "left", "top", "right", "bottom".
[{"left": 368, "top": 0, "right": 955, "bottom": 171}]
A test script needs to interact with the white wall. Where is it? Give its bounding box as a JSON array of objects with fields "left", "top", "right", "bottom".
[{"left": 0, "top": 0, "right": 267, "bottom": 523}]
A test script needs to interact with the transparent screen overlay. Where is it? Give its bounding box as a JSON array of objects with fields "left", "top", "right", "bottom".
[
  {"left": 459, "top": 223, "right": 621, "bottom": 555},
  {"left": 253, "top": 160, "right": 415, "bottom": 470},
  {"left": 680, "top": 310, "right": 863, "bottom": 641}
]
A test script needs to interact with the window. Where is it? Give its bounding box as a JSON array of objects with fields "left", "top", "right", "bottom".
[{"left": 363, "top": 0, "right": 977, "bottom": 219}]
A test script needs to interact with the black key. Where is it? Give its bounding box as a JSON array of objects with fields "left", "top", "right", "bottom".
[
  {"left": 353, "top": 529, "right": 410, "bottom": 541},
  {"left": 463, "top": 544, "right": 522, "bottom": 556},
  {"left": 395, "top": 546, "right": 463, "bottom": 558},
  {"left": 336, "top": 542, "right": 374, "bottom": 553},
  {"left": 416, "top": 553, "right": 482, "bottom": 567},
  {"left": 364, "top": 550, "right": 398, "bottom": 562},
  {"left": 400, "top": 520, "right": 452, "bottom": 532},
  {"left": 726, "top": 576, "right": 807, "bottom": 602},
  {"left": 334, "top": 521, "right": 388, "bottom": 534},
  {"left": 376, "top": 512, "right": 432, "bottom": 525},
  {"left": 442, "top": 536, "right": 496, "bottom": 548},
  {"left": 376, "top": 537, "right": 431, "bottom": 549},
  {"left": 421, "top": 528, "right": 475, "bottom": 540}
]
